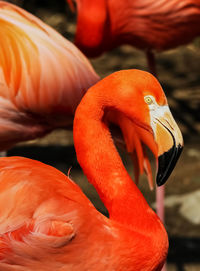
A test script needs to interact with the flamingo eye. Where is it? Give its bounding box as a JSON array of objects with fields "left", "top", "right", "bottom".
[{"left": 144, "top": 96, "right": 153, "bottom": 105}]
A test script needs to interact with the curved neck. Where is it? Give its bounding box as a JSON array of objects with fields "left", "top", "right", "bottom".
[{"left": 73, "top": 88, "right": 159, "bottom": 230}]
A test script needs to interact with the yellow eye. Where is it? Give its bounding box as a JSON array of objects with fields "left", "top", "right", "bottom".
[{"left": 144, "top": 96, "right": 153, "bottom": 105}]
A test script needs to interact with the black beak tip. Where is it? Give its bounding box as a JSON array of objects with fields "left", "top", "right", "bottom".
[
  {"left": 156, "top": 173, "right": 167, "bottom": 187},
  {"left": 156, "top": 144, "right": 183, "bottom": 186}
]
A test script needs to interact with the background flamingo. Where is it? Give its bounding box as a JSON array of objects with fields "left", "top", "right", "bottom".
[
  {"left": 0, "top": 70, "right": 183, "bottom": 270},
  {"left": 72, "top": 0, "right": 200, "bottom": 74},
  {"left": 0, "top": 1, "right": 99, "bottom": 151}
]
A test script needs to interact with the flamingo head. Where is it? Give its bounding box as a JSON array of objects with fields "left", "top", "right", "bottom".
[
  {"left": 105, "top": 70, "right": 183, "bottom": 188},
  {"left": 142, "top": 93, "right": 183, "bottom": 187}
]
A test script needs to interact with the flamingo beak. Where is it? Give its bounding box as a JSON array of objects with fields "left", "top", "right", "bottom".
[{"left": 152, "top": 106, "right": 183, "bottom": 186}]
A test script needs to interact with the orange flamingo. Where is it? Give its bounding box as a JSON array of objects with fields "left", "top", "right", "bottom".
[
  {"left": 0, "top": 70, "right": 183, "bottom": 270},
  {"left": 0, "top": 1, "right": 99, "bottom": 151}
]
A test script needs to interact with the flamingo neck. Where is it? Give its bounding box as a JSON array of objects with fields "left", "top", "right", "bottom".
[
  {"left": 75, "top": 0, "right": 109, "bottom": 56},
  {"left": 73, "top": 90, "right": 161, "bottom": 231}
]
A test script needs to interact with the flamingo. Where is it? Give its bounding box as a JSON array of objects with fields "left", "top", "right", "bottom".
[
  {"left": 72, "top": 0, "right": 200, "bottom": 73},
  {"left": 0, "top": 70, "right": 183, "bottom": 271},
  {"left": 0, "top": 1, "right": 99, "bottom": 151}
]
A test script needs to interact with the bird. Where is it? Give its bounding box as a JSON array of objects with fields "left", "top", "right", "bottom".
[
  {"left": 0, "top": 1, "right": 99, "bottom": 152},
  {"left": 71, "top": 0, "right": 200, "bottom": 73},
  {"left": 0, "top": 70, "right": 183, "bottom": 270}
]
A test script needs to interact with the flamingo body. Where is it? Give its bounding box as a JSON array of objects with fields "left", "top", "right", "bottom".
[
  {"left": 0, "top": 1, "right": 99, "bottom": 150},
  {"left": 74, "top": 0, "right": 200, "bottom": 56},
  {"left": 0, "top": 156, "right": 166, "bottom": 271}
]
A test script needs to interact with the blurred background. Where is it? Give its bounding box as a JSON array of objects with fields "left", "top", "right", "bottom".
[{"left": 6, "top": 0, "right": 200, "bottom": 270}]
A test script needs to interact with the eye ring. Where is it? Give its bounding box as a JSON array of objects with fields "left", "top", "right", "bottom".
[{"left": 144, "top": 96, "right": 153, "bottom": 105}]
